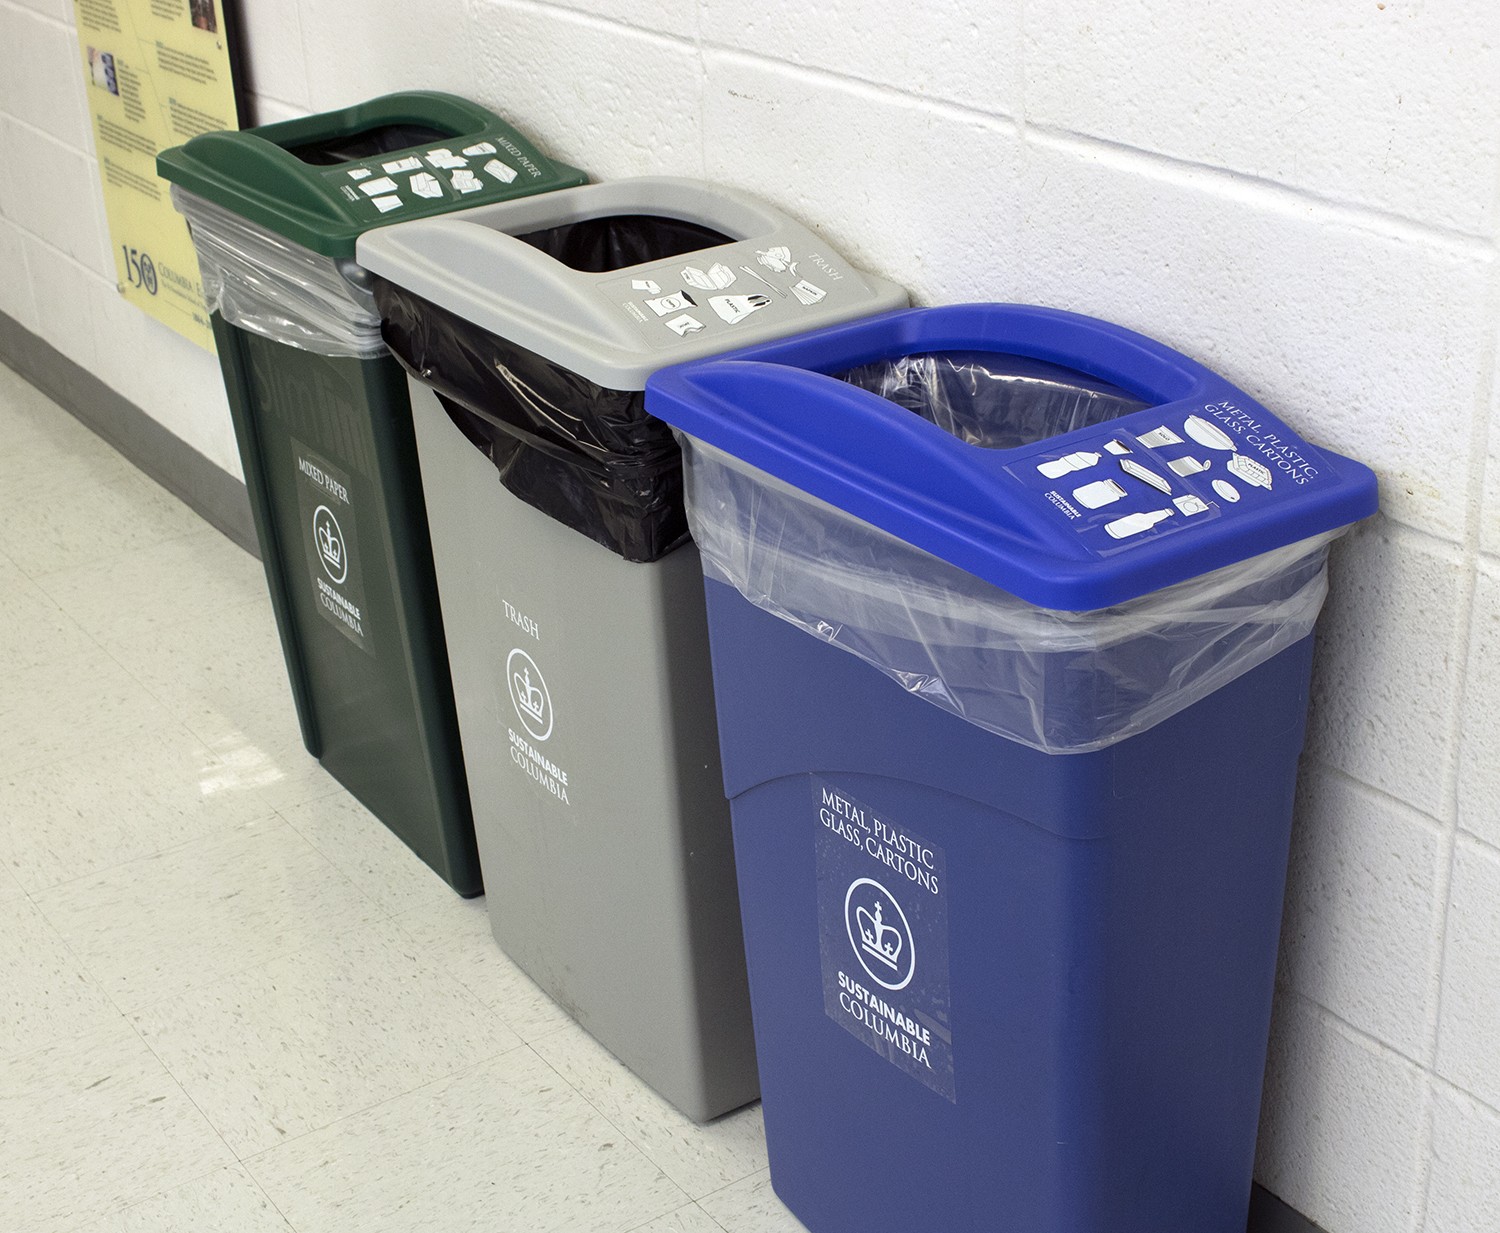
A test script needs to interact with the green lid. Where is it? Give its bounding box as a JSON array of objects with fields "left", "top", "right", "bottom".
[{"left": 157, "top": 91, "right": 588, "bottom": 258}]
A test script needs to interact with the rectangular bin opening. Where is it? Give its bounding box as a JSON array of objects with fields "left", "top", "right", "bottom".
[
  {"left": 515, "top": 214, "right": 737, "bottom": 274},
  {"left": 283, "top": 122, "right": 459, "bottom": 166},
  {"left": 833, "top": 350, "right": 1152, "bottom": 451}
]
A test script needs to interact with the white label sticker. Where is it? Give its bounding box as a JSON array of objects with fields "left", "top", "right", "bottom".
[
  {"left": 816, "top": 779, "right": 954, "bottom": 1101},
  {"left": 450, "top": 168, "right": 484, "bottom": 194},
  {"left": 463, "top": 141, "right": 497, "bottom": 156},
  {"left": 359, "top": 177, "right": 398, "bottom": 196},
  {"left": 382, "top": 156, "right": 423, "bottom": 174},
  {"left": 664, "top": 313, "right": 705, "bottom": 336},
  {"left": 482, "top": 157, "right": 518, "bottom": 183},
  {"left": 408, "top": 172, "right": 443, "bottom": 199},
  {"left": 504, "top": 643, "right": 573, "bottom": 807},
  {"left": 710, "top": 293, "right": 771, "bottom": 324},
  {"left": 294, "top": 443, "right": 372, "bottom": 654},
  {"left": 645, "top": 291, "right": 696, "bottom": 316},
  {"left": 371, "top": 195, "right": 403, "bottom": 213},
  {"left": 347, "top": 167, "right": 373, "bottom": 180}
]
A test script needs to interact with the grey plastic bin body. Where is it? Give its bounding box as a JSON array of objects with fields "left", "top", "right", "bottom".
[{"left": 358, "top": 178, "right": 908, "bottom": 1121}]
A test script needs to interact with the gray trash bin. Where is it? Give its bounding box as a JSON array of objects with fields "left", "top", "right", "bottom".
[{"left": 358, "top": 178, "right": 907, "bottom": 1120}]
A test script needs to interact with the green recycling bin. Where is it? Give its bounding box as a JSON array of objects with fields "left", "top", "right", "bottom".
[{"left": 159, "top": 93, "right": 587, "bottom": 895}]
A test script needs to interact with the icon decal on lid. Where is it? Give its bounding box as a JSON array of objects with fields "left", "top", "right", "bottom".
[
  {"left": 1227, "top": 454, "right": 1273, "bottom": 490},
  {"left": 710, "top": 294, "right": 772, "bottom": 324},
  {"left": 646, "top": 291, "right": 697, "bottom": 316},
  {"left": 1184, "top": 415, "right": 1237, "bottom": 451},
  {"left": 482, "top": 158, "right": 518, "bottom": 184},
  {"left": 1212, "top": 479, "right": 1241, "bottom": 503},
  {"left": 1120, "top": 458, "right": 1173, "bottom": 494},
  {"left": 1139, "top": 425, "right": 1184, "bottom": 448},
  {"left": 681, "top": 263, "right": 737, "bottom": 291},
  {"left": 1038, "top": 451, "right": 1101, "bottom": 479},
  {"left": 1104, "top": 509, "right": 1174, "bottom": 540},
  {"left": 664, "top": 314, "right": 705, "bottom": 336}
]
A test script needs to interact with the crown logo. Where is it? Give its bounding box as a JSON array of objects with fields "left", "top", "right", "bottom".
[
  {"left": 316, "top": 523, "right": 342, "bottom": 568},
  {"left": 855, "top": 901, "right": 903, "bottom": 971},
  {"left": 512, "top": 666, "right": 546, "bottom": 725}
]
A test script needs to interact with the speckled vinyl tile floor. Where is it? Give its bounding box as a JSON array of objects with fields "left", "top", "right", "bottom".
[{"left": 0, "top": 364, "right": 800, "bottom": 1233}]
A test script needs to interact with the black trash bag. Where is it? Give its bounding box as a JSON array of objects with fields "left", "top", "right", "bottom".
[
  {"left": 515, "top": 214, "right": 734, "bottom": 273},
  {"left": 834, "top": 351, "right": 1150, "bottom": 450},
  {"left": 375, "top": 279, "right": 689, "bottom": 563}
]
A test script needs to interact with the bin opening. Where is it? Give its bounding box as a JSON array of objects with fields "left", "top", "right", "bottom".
[
  {"left": 283, "top": 122, "right": 459, "bottom": 166},
  {"left": 514, "top": 214, "right": 737, "bottom": 273},
  {"left": 832, "top": 351, "right": 1151, "bottom": 451}
]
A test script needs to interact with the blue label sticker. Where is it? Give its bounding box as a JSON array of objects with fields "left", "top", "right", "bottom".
[{"left": 814, "top": 778, "right": 954, "bottom": 1101}]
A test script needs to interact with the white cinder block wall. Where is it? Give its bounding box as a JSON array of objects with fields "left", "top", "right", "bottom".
[{"left": 3, "top": 2, "right": 1498, "bottom": 1230}]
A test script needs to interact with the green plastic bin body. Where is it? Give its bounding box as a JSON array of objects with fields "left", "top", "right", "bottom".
[{"left": 160, "top": 93, "right": 587, "bottom": 895}]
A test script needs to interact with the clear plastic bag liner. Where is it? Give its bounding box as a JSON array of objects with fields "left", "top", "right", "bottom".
[
  {"left": 373, "top": 277, "right": 688, "bottom": 562},
  {"left": 677, "top": 440, "right": 1338, "bottom": 756},
  {"left": 171, "top": 186, "right": 386, "bottom": 359},
  {"left": 834, "top": 350, "right": 1151, "bottom": 447}
]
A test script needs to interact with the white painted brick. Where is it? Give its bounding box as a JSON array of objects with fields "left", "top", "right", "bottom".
[
  {"left": 9, "top": 0, "right": 69, "bottom": 22},
  {"left": 1305, "top": 520, "right": 1464, "bottom": 817},
  {"left": 1255, "top": 994, "right": 1426, "bottom": 1233},
  {"left": 702, "top": 0, "right": 1021, "bottom": 118},
  {"left": 0, "top": 218, "right": 39, "bottom": 333},
  {"left": 1278, "top": 765, "right": 1444, "bottom": 1061},
  {"left": 296, "top": 0, "right": 474, "bottom": 113},
  {"left": 1426, "top": 1085, "right": 1500, "bottom": 1233},
  {"left": 22, "top": 237, "right": 101, "bottom": 371},
  {"left": 1013, "top": 139, "right": 1490, "bottom": 543},
  {"left": 1482, "top": 380, "right": 1500, "bottom": 560},
  {"left": 0, "top": 120, "right": 105, "bottom": 270},
  {"left": 1435, "top": 837, "right": 1500, "bottom": 1112},
  {"left": 244, "top": 94, "right": 310, "bottom": 129},
  {"left": 702, "top": 53, "right": 1019, "bottom": 303},
  {"left": 1025, "top": 1, "right": 1500, "bottom": 237},
  {"left": 540, "top": 0, "right": 694, "bottom": 39},
  {"left": 1457, "top": 560, "right": 1500, "bottom": 850},
  {"left": 232, "top": 0, "right": 310, "bottom": 111},
  {"left": 86, "top": 280, "right": 239, "bottom": 476},
  {"left": 471, "top": 2, "right": 703, "bottom": 180},
  {"left": 0, "top": 5, "right": 91, "bottom": 149}
]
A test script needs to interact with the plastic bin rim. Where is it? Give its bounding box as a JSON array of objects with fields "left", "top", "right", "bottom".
[
  {"left": 644, "top": 303, "right": 1380, "bottom": 611},
  {"left": 156, "top": 90, "right": 588, "bottom": 258}
]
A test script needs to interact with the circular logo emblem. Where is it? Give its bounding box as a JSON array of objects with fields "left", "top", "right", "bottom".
[
  {"left": 506, "top": 647, "right": 553, "bottom": 742},
  {"left": 845, "top": 877, "right": 915, "bottom": 991},
  {"left": 311, "top": 505, "right": 348, "bottom": 584}
]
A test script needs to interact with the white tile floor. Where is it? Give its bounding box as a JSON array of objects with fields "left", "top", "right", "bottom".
[{"left": 0, "top": 364, "right": 803, "bottom": 1233}]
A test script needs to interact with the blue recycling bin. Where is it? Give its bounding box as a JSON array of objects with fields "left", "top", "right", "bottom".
[{"left": 645, "top": 305, "right": 1378, "bottom": 1233}]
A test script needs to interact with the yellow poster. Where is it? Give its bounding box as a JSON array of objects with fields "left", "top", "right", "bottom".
[{"left": 74, "top": 0, "right": 240, "bottom": 351}]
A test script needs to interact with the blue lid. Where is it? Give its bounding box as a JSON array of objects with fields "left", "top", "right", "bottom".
[{"left": 645, "top": 304, "right": 1379, "bottom": 611}]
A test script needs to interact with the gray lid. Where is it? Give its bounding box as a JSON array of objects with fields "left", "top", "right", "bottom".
[{"left": 355, "top": 177, "right": 909, "bottom": 389}]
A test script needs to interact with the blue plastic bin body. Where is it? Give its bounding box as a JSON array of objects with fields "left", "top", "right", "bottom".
[
  {"left": 707, "top": 580, "right": 1311, "bottom": 1233},
  {"left": 644, "top": 304, "right": 1379, "bottom": 1233}
]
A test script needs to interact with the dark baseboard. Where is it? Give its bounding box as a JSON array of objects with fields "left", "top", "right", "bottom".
[
  {"left": 0, "top": 312, "right": 1326, "bottom": 1233},
  {"left": 1251, "top": 1184, "right": 1326, "bottom": 1233},
  {"left": 0, "top": 312, "right": 258, "bottom": 558}
]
